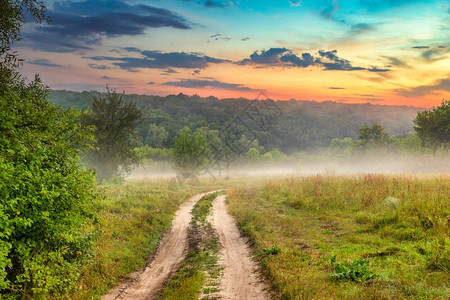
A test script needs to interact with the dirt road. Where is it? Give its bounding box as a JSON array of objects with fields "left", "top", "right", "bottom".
[
  {"left": 103, "top": 192, "right": 211, "bottom": 300},
  {"left": 103, "top": 192, "right": 269, "bottom": 300},
  {"left": 207, "top": 195, "right": 269, "bottom": 299}
]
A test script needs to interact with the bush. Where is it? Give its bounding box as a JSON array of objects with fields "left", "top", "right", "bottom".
[{"left": 0, "top": 80, "right": 99, "bottom": 297}]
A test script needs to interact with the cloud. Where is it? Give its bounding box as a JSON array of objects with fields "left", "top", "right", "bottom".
[
  {"left": 162, "top": 68, "right": 179, "bottom": 74},
  {"left": 85, "top": 48, "right": 230, "bottom": 71},
  {"left": 383, "top": 56, "right": 409, "bottom": 68},
  {"left": 27, "top": 59, "right": 62, "bottom": 68},
  {"left": 289, "top": 0, "right": 302, "bottom": 7},
  {"left": 396, "top": 77, "right": 450, "bottom": 97},
  {"left": 349, "top": 23, "right": 376, "bottom": 34},
  {"left": 88, "top": 64, "right": 113, "bottom": 70},
  {"left": 205, "top": 1, "right": 227, "bottom": 8},
  {"left": 241, "top": 37, "right": 250, "bottom": 41},
  {"left": 209, "top": 33, "right": 231, "bottom": 41},
  {"left": 412, "top": 46, "right": 430, "bottom": 49},
  {"left": 23, "top": 0, "right": 191, "bottom": 53},
  {"left": 421, "top": 47, "right": 449, "bottom": 61},
  {"left": 320, "top": 0, "right": 339, "bottom": 20},
  {"left": 162, "top": 79, "right": 257, "bottom": 91},
  {"left": 147, "top": 82, "right": 155, "bottom": 85},
  {"left": 101, "top": 75, "right": 112, "bottom": 79},
  {"left": 329, "top": 87, "right": 345, "bottom": 89},
  {"left": 239, "top": 48, "right": 389, "bottom": 71}
]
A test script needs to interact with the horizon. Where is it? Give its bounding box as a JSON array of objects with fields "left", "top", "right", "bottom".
[
  {"left": 51, "top": 88, "right": 429, "bottom": 110},
  {"left": 16, "top": 0, "right": 449, "bottom": 108}
]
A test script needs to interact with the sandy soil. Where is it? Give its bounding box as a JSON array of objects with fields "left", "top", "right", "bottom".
[
  {"left": 102, "top": 192, "right": 211, "bottom": 300},
  {"left": 207, "top": 195, "right": 270, "bottom": 299}
]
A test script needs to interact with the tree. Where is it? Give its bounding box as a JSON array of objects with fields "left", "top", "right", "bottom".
[
  {"left": 1, "top": 1, "right": 99, "bottom": 297},
  {"left": 358, "top": 123, "right": 390, "bottom": 147},
  {"left": 1, "top": 0, "right": 48, "bottom": 88},
  {"left": 413, "top": 100, "right": 450, "bottom": 148},
  {"left": 82, "top": 88, "right": 145, "bottom": 183},
  {"left": 172, "top": 128, "right": 210, "bottom": 178}
]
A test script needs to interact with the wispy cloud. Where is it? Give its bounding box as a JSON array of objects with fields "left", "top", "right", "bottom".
[
  {"left": 27, "top": 59, "right": 62, "bottom": 68},
  {"left": 289, "top": 0, "right": 302, "bottom": 7},
  {"left": 395, "top": 77, "right": 450, "bottom": 97},
  {"left": 162, "top": 79, "right": 258, "bottom": 91}
]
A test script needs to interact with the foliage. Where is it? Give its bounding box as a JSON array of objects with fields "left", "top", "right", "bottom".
[
  {"left": 49, "top": 90, "right": 420, "bottom": 153},
  {"left": 82, "top": 88, "right": 145, "bottom": 183},
  {"left": 414, "top": 100, "right": 450, "bottom": 148},
  {"left": 172, "top": 128, "right": 210, "bottom": 178},
  {"left": 0, "top": 79, "right": 98, "bottom": 297},
  {"left": 330, "top": 257, "right": 375, "bottom": 282},
  {"left": 358, "top": 123, "right": 390, "bottom": 147},
  {"left": 0, "top": 0, "right": 48, "bottom": 88}
]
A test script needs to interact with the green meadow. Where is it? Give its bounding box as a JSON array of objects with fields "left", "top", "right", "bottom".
[{"left": 227, "top": 174, "right": 449, "bottom": 299}]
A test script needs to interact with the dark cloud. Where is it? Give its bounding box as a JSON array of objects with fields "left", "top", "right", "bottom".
[
  {"left": 23, "top": 0, "right": 191, "bottom": 53},
  {"left": 102, "top": 75, "right": 112, "bottom": 79},
  {"left": 88, "top": 64, "right": 113, "bottom": 70},
  {"left": 316, "top": 50, "right": 364, "bottom": 71},
  {"left": 239, "top": 48, "right": 389, "bottom": 72},
  {"left": 27, "top": 59, "right": 62, "bottom": 68},
  {"left": 162, "top": 68, "right": 179, "bottom": 74},
  {"left": 84, "top": 49, "right": 229, "bottom": 71},
  {"left": 329, "top": 87, "right": 345, "bottom": 89},
  {"left": 162, "top": 79, "right": 257, "bottom": 91},
  {"left": 412, "top": 46, "right": 430, "bottom": 49},
  {"left": 396, "top": 77, "right": 450, "bottom": 97},
  {"left": 147, "top": 82, "right": 155, "bottom": 85},
  {"left": 350, "top": 23, "right": 376, "bottom": 34},
  {"left": 241, "top": 37, "right": 250, "bottom": 41},
  {"left": 240, "top": 48, "right": 390, "bottom": 72},
  {"left": 209, "top": 33, "right": 231, "bottom": 41}
]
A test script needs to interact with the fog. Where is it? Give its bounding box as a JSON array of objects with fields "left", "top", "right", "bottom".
[{"left": 126, "top": 153, "right": 450, "bottom": 181}]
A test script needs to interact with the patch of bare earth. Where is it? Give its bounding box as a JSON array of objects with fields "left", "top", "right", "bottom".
[
  {"left": 102, "top": 192, "right": 211, "bottom": 300},
  {"left": 206, "top": 195, "right": 270, "bottom": 299}
]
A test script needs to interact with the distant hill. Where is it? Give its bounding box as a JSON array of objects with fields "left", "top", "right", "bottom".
[{"left": 49, "top": 90, "right": 422, "bottom": 153}]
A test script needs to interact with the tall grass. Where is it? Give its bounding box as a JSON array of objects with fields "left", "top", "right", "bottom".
[{"left": 228, "top": 174, "right": 449, "bottom": 299}]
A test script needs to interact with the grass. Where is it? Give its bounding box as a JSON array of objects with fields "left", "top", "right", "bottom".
[
  {"left": 227, "top": 174, "right": 449, "bottom": 299},
  {"left": 157, "top": 191, "right": 224, "bottom": 299},
  {"left": 69, "top": 180, "right": 213, "bottom": 299}
]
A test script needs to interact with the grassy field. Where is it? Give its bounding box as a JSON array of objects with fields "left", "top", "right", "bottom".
[{"left": 227, "top": 174, "right": 449, "bottom": 299}]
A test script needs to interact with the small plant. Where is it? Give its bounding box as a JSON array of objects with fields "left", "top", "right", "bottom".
[
  {"left": 330, "top": 257, "right": 375, "bottom": 282},
  {"left": 263, "top": 246, "right": 281, "bottom": 255}
]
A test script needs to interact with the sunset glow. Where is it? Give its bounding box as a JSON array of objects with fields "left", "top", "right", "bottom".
[{"left": 17, "top": 0, "right": 449, "bottom": 107}]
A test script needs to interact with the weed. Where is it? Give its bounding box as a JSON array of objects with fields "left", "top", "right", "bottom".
[
  {"left": 262, "top": 246, "right": 281, "bottom": 255},
  {"left": 330, "top": 257, "right": 376, "bottom": 282}
]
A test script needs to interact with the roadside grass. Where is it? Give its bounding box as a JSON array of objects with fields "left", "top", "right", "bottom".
[
  {"left": 227, "top": 174, "right": 449, "bottom": 299},
  {"left": 69, "top": 180, "right": 210, "bottom": 299},
  {"left": 157, "top": 191, "right": 224, "bottom": 300}
]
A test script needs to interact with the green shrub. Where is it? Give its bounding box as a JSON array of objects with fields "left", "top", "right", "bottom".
[{"left": 0, "top": 80, "right": 99, "bottom": 297}]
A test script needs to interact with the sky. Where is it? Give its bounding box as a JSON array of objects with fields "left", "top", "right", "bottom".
[{"left": 16, "top": 0, "right": 450, "bottom": 107}]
